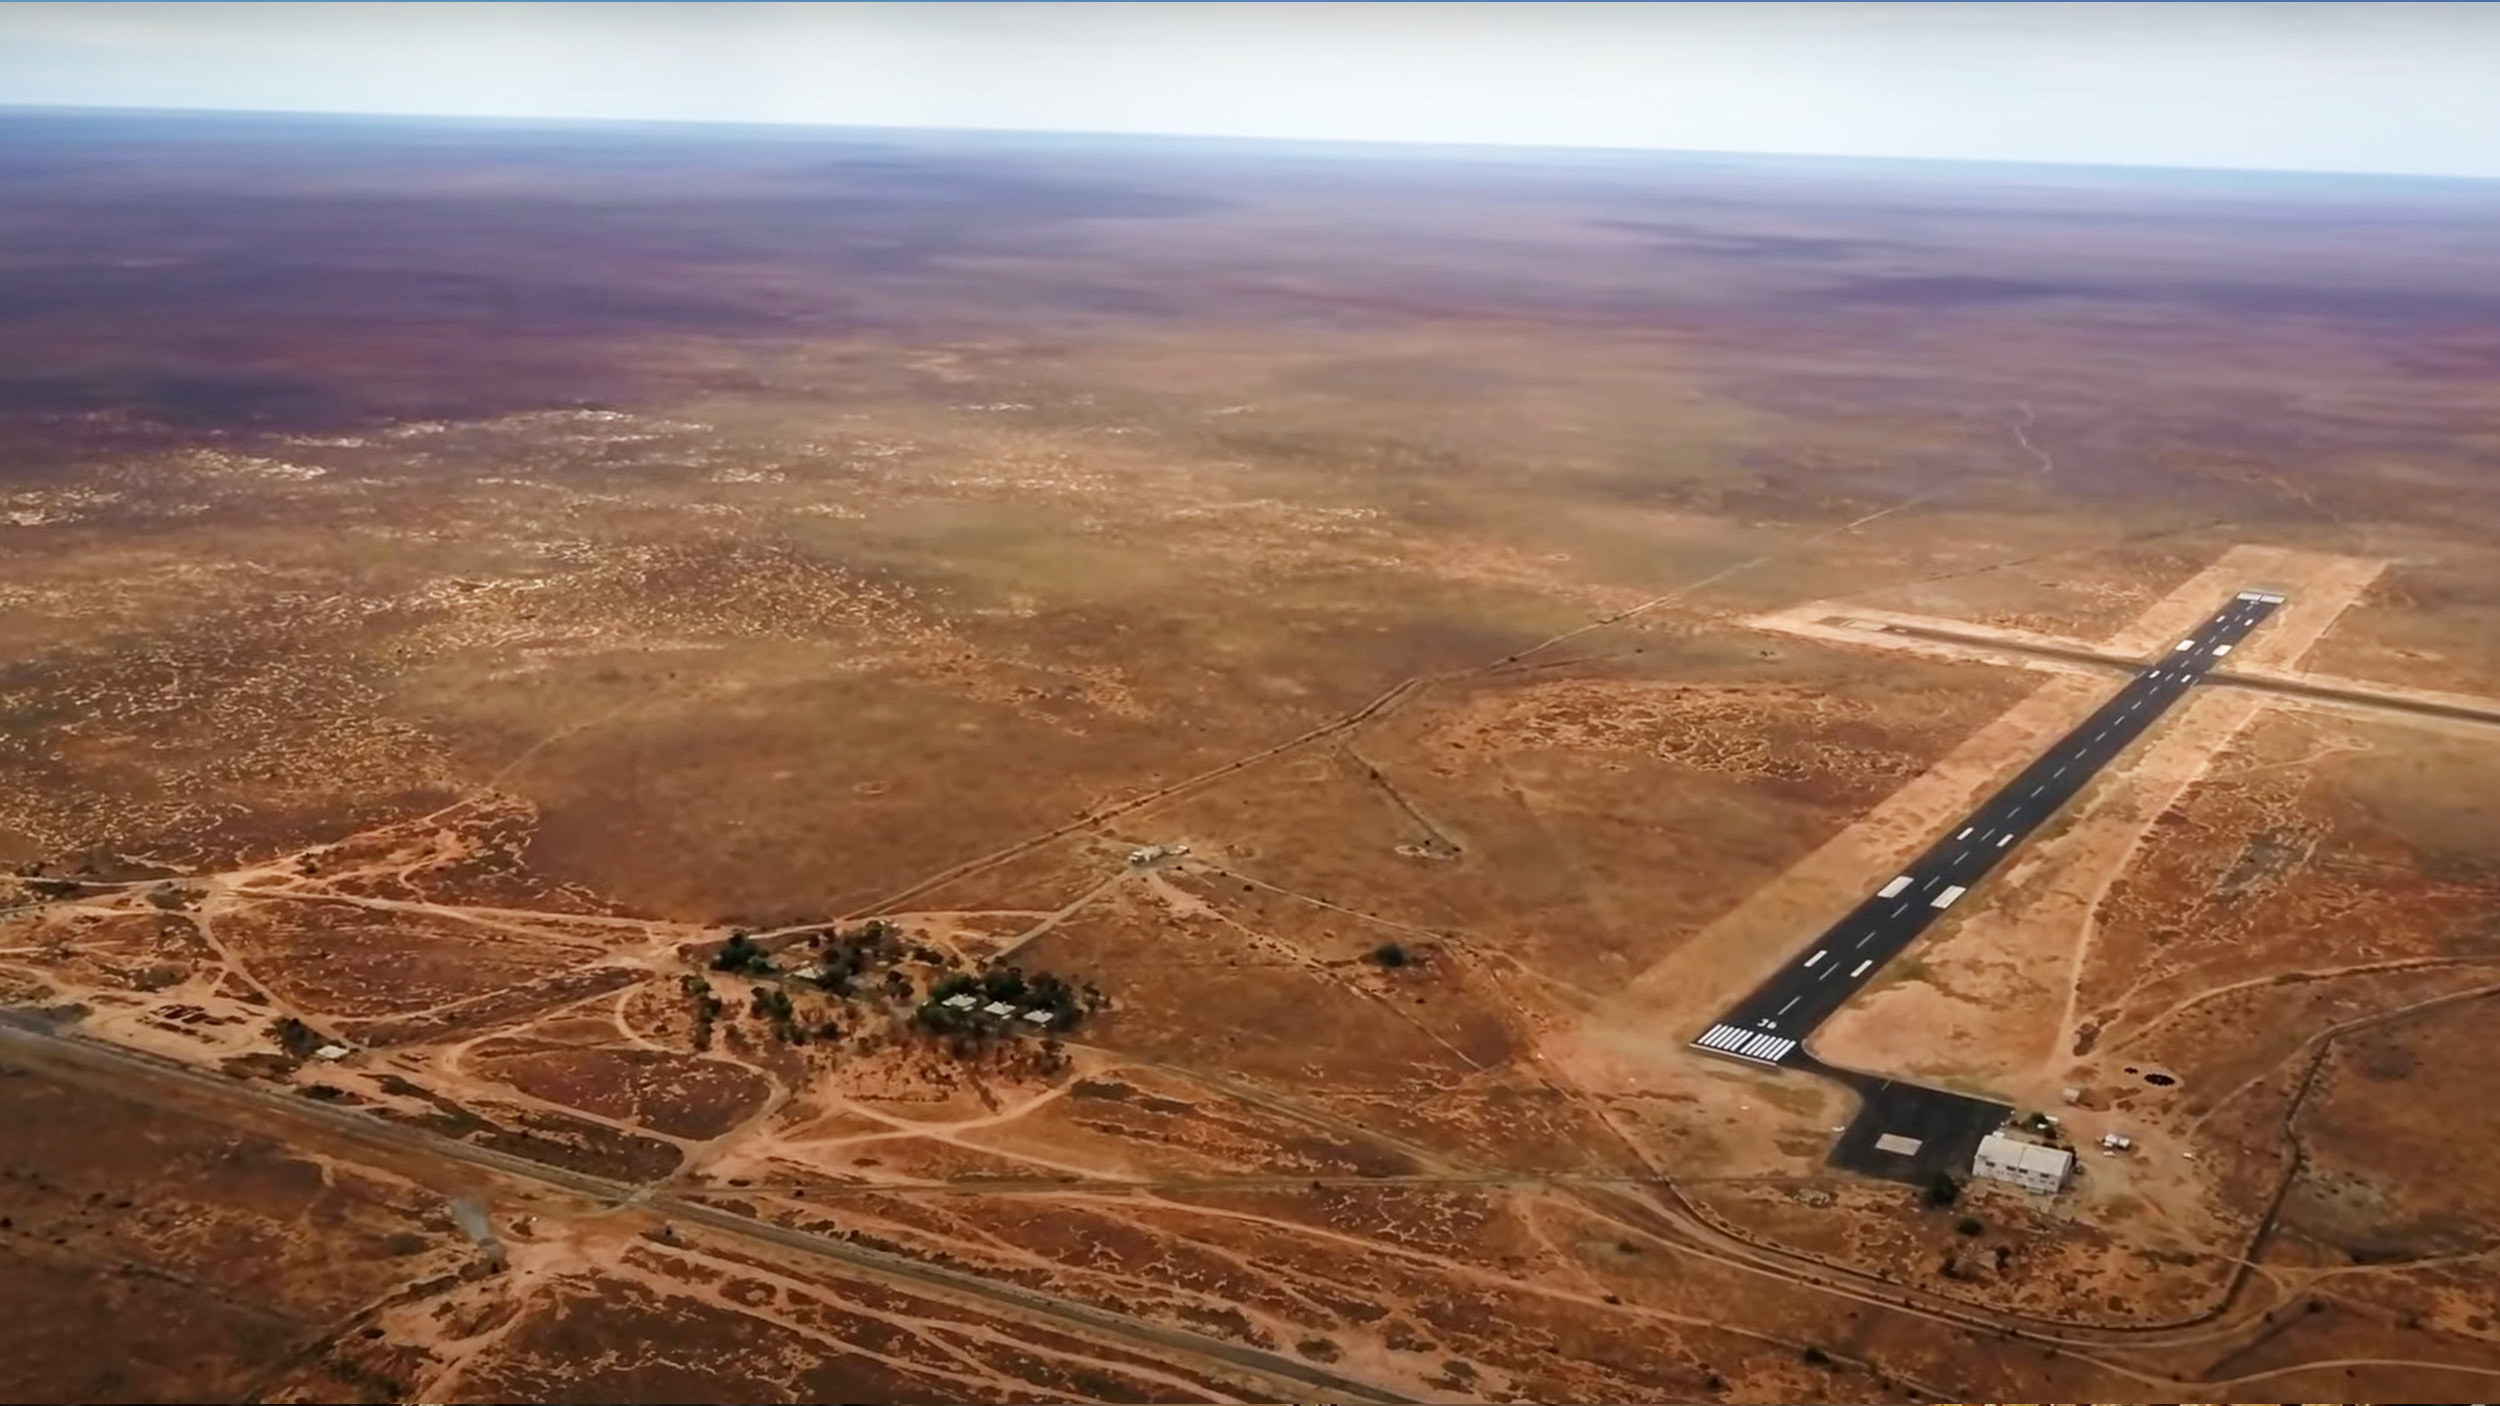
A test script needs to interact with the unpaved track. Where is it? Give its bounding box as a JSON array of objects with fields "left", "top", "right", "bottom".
[
  {"left": 1771, "top": 611, "right": 2500, "bottom": 735},
  {"left": 0, "top": 1018, "right": 1414, "bottom": 1406}
]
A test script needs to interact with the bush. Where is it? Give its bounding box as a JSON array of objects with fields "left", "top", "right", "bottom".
[
  {"left": 1924, "top": 1172, "right": 1963, "bottom": 1208},
  {"left": 710, "top": 932, "right": 772, "bottom": 975},
  {"left": 980, "top": 966, "right": 1028, "bottom": 1004},
  {"left": 271, "top": 1016, "right": 324, "bottom": 1058},
  {"left": 1955, "top": 1216, "right": 1985, "bottom": 1237},
  {"left": 1371, "top": 942, "right": 1410, "bottom": 968}
]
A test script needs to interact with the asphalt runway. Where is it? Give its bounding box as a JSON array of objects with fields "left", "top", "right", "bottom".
[{"left": 1694, "top": 589, "right": 2284, "bottom": 1068}]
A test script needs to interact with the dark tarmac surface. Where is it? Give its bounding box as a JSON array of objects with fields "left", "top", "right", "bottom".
[
  {"left": 1691, "top": 590, "right": 2285, "bottom": 1182},
  {"left": 1694, "top": 588, "right": 2283, "bottom": 1066}
]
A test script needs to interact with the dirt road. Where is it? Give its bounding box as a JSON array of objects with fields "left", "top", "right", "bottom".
[{"left": 0, "top": 1015, "right": 1414, "bottom": 1406}]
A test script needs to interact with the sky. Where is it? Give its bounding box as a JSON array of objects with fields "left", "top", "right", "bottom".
[{"left": 3, "top": 2, "right": 2497, "bottom": 179}]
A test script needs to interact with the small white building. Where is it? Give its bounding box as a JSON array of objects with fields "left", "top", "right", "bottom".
[
  {"left": 311, "top": 1043, "right": 352, "bottom": 1062},
  {"left": 980, "top": 1000, "right": 1018, "bottom": 1018},
  {"left": 1019, "top": 1008, "right": 1054, "bottom": 1026},
  {"left": 940, "top": 993, "right": 979, "bottom": 1011},
  {"left": 1973, "top": 1132, "right": 2072, "bottom": 1195}
]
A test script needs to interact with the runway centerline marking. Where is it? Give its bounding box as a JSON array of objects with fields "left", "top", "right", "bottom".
[{"left": 1686, "top": 588, "right": 2282, "bottom": 1076}]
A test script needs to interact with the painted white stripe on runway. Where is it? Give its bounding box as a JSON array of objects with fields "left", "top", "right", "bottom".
[
  {"left": 1743, "top": 1033, "right": 1782, "bottom": 1059},
  {"left": 2175, "top": 640, "right": 2193, "bottom": 651},
  {"left": 1931, "top": 884, "right": 1967, "bottom": 909},
  {"left": 1996, "top": 833, "right": 2012, "bottom": 847},
  {"left": 2052, "top": 765, "right": 2066, "bottom": 778},
  {"left": 1956, "top": 827, "right": 1971, "bottom": 840},
  {"left": 1851, "top": 959, "right": 1872, "bottom": 977},
  {"left": 2212, "top": 643, "right": 2232, "bottom": 655},
  {"left": 1878, "top": 876, "right": 1911, "bottom": 898},
  {"left": 1804, "top": 950, "right": 1825, "bottom": 967},
  {"left": 1777, "top": 997, "right": 1799, "bottom": 1015},
  {"left": 1893, "top": 902, "right": 1910, "bottom": 916},
  {"left": 1699, "top": 1024, "right": 1746, "bottom": 1050}
]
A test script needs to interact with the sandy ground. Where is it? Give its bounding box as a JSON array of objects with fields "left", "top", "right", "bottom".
[
  {"left": 1544, "top": 547, "right": 2391, "bottom": 1152},
  {"left": 1812, "top": 549, "right": 2387, "bottom": 1092}
]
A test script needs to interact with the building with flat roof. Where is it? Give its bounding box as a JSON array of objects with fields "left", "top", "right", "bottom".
[{"left": 1973, "top": 1131, "right": 2072, "bottom": 1195}]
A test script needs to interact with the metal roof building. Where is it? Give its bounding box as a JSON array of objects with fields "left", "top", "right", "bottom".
[{"left": 1973, "top": 1132, "right": 2072, "bottom": 1195}]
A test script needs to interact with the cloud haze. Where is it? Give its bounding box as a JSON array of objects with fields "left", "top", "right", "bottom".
[{"left": 3, "top": 2, "right": 2496, "bottom": 178}]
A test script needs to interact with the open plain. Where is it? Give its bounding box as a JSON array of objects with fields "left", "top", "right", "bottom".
[{"left": 6, "top": 109, "right": 2500, "bottom": 1402}]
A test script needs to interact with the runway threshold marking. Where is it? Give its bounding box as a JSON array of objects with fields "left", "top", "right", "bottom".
[
  {"left": 1686, "top": 588, "right": 2283, "bottom": 1079},
  {"left": 1690, "top": 1024, "right": 1796, "bottom": 1065}
]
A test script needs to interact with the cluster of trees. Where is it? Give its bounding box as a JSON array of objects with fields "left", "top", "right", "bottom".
[
  {"left": 681, "top": 974, "right": 726, "bottom": 1050},
  {"left": 801, "top": 920, "right": 955, "bottom": 995},
  {"left": 914, "top": 964, "right": 1100, "bottom": 1041},
  {"left": 749, "top": 985, "right": 805, "bottom": 1044},
  {"left": 687, "top": 924, "right": 1108, "bottom": 1058},
  {"left": 710, "top": 932, "right": 774, "bottom": 976}
]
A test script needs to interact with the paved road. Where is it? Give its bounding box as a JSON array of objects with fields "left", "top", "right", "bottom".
[
  {"left": 0, "top": 1016, "right": 1412, "bottom": 1406},
  {"left": 1694, "top": 589, "right": 2285, "bottom": 1066}
]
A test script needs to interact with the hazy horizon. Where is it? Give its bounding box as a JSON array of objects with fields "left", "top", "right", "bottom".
[{"left": 4, "top": 2, "right": 2498, "bottom": 181}]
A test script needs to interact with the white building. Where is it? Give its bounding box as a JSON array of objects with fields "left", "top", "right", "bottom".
[{"left": 1973, "top": 1132, "right": 2072, "bottom": 1195}]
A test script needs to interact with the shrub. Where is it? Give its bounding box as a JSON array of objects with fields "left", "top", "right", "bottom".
[
  {"left": 710, "top": 932, "right": 772, "bottom": 975},
  {"left": 1371, "top": 942, "right": 1410, "bottom": 968},
  {"left": 980, "top": 965, "right": 1028, "bottom": 1004}
]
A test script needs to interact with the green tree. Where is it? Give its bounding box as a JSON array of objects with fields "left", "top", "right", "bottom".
[{"left": 980, "top": 966, "right": 1028, "bottom": 1004}]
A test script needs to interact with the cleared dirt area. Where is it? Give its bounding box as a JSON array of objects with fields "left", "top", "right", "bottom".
[{"left": 7, "top": 111, "right": 2500, "bottom": 1400}]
